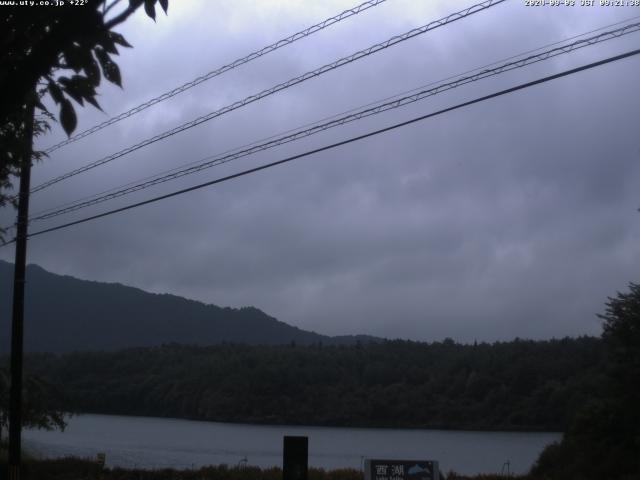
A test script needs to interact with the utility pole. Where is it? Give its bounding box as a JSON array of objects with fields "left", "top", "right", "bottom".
[{"left": 8, "top": 98, "right": 35, "bottom": 480}]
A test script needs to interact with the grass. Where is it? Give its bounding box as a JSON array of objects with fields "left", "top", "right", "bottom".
[{"left": 0, "top": 456, "right": 536, "bottom": 480}]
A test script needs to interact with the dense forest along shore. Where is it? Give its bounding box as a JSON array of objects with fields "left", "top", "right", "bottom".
[{"left": 22, "top": 337, "right": 603, "bottom": 431}]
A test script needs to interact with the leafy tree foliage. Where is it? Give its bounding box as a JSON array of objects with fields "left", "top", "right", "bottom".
[
  {"left": 0, "top": 104, "right": 52, "bottom": 212},
  {"left": 0, "top": 367, "right": 66, "bottom": 445},
  {"left": 532, "top": 283, "right": 640, "bottom": 480},
  {"left": 0, "top": 0, "right": 169, "bottom": 211},
  {"left": 22, "top": 337, "right": 605, "bottom": 431},
  {"left": 0, "top": 0, "right": 170, "bottom": 446}
]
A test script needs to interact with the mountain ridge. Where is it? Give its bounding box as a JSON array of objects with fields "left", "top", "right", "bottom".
[{"left": 0, "top": 260, "right": 380, "bottom": 353}]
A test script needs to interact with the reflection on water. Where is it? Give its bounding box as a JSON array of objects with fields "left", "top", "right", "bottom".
[{"left": 23, "top": 414, "right": 560, "bottom": 475}]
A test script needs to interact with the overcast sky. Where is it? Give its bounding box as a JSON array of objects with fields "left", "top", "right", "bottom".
[{"left": 2, "top": 0, "right": 639, "bottom": 342}]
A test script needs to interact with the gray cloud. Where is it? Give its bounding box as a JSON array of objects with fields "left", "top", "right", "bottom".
[{"left": 2, "top": 0, "right": 639, "bottom": 342}]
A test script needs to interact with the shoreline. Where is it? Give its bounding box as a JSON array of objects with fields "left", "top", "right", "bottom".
[
  {"left": 20, "top": 416, "right": 557, "bottom": 477},
  {"left": 58, "top": 411, "right": 564, "bottom": 435}
]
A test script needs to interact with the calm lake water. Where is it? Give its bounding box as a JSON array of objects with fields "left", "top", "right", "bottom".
[{"left": 23, "top": 414, "right": 560, "bottom": 475}]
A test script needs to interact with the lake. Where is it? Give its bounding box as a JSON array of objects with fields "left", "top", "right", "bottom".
[{"left": 23, "top": 414, "right": 560, "bottom": 476}]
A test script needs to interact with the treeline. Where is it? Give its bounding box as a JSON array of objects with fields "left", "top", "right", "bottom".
[{"left": 21, "top": 337, "right": 605, "bottom": 431}]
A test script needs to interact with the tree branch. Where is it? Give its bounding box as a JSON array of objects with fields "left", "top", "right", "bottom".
[
  {"left": 104, "top": 3, "right": 139, "bottom": 29},
  {"left": 104, "top": 0, "right": 123, "bottom": 16}
]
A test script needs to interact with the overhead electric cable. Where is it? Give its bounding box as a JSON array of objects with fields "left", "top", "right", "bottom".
[
  {"left": 29, "top": 0, "right": 505, "bottom": 195},
  {"left": 36, "top": 13, "right": 639, "bottom": 219},
  {"left": 27, "top": 21, "right": 640, "bottom": 223},
  {"left": 1, "top": 47, "right": 635, "bottom": 246},
  {"left": 351, "top": 13, "right": 640, "bottom": 110},
  {"left": 43, "top": 0, "right": 390, "bottom": 154},
  {"left": 17, "top": 13, "right": 640, "bottom": 220}
]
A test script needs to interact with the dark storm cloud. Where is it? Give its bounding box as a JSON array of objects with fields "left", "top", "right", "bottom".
[{"left": 2, "top": 0, "right": 639, "bottom": 342}]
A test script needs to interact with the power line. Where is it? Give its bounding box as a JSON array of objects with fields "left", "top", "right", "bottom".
[
  {"left": 27, "top": 20, "right": 640, "bottom": 223},
  {"left": 349, "top": 13, "right": 640, "bottom": 109},
  {"left": 42, "top": 0, "right": 390, "bottom": 154},
  {"left": 32, "top": 13, "right": 640, "bottom": 221},
  {"left": 28, "top": 0, "right": 505, "bottom": 196},
  {"left": 30, "top": 20, "right": 640, "bottom": 220},
  {"left": 4, "top": 47, "right": 636, "bottom": 245}
]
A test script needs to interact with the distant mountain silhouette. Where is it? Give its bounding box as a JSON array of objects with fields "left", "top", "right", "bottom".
[{"left": 0, "top": 261, "right": 379, "bottom": 353}]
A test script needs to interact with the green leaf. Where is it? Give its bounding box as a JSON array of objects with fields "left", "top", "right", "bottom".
[
  {"left": 58, "top": 77, "right": 84, "bottom": 106},
  {"left": 60, "top": 99, "right": 77, "bottom": 136},
  {"left": 35, "top": 98, "right": 49, "bottom": 114},
  {"left": 104, "top": 60, "right": 122, "bottom": 88},
  {"left": 85, "top": 96, "right": 102, "bottom": 111},
  {"left": 63, "top": 45, "right": 84, "bottom": 73},
  {"left": 95, "top": 47, "right": 122, "bottom": 87},
  {"left": 84, "top": 54, "right": 101, "bottom": 87},
  {"left": 144, "top": 0, "right": 156, "bottom": 21},
  {"left": 66, "top": 75, "right": 102, "bottom": 111},
  {"left": 159, "top": 0, "right": 168, "bottom": 14},
  {"left": 97, "top": 32, "right": 119, "bottom": 55},
  {"left": 94, "top": 46, "right": 109, "bottom": 66},
  {"left": 48, "top": 81, "right": 64, "bottom": 104},
  {"left": 75, "top": 47, "right": 102, "bottom": 87},
  {"left": 109, "top": 31, "right": 133, "bottom": 48}
]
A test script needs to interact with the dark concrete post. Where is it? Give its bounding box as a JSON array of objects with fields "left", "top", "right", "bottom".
[{"left": 283, "top": 436, "right": 308, "bottom": 480}]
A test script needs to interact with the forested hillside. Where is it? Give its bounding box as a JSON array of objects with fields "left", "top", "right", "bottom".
[
  {"left": 0, "top": 261, "right": 377, "bottom": 353},
  {"left": 21, "top": 337, "right": 604, "bottom": 431}
]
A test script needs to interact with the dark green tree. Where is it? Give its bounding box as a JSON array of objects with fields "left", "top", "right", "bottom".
[
  {"left": 533, "top": 283, "right": 640, "bottom": 480},
  {"left": 0, "top": 0, "right": 170, "bottom": 461},
  {"left": 0, "top": 367, "right": 66, "bottom": 446},
  {"left": 21, "top": 337, "right": 606, "bottom": 432}
]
